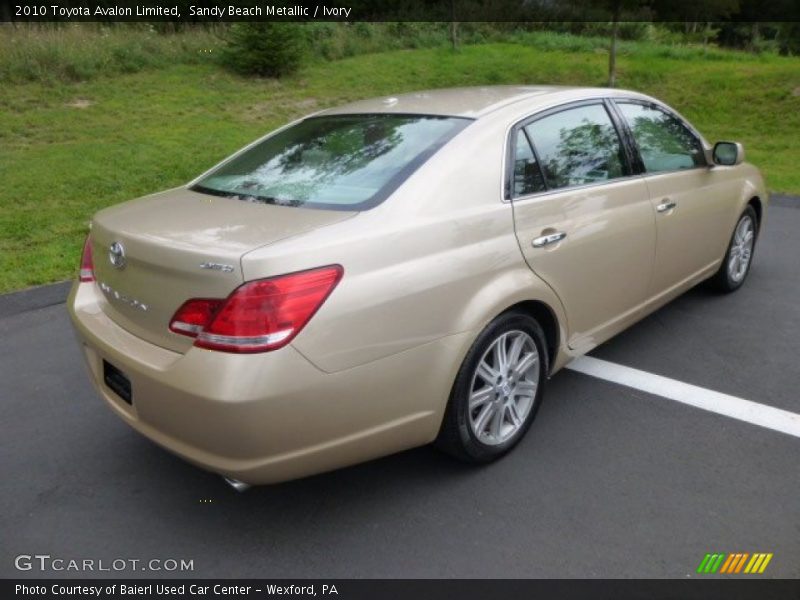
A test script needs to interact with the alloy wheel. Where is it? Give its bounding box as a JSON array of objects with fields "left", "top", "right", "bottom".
[
  {"left": 728, "top": 215, "right": 755, "bottom": 284},
  {"left": 468, "top": 330, "right": 540, "bottom": 445}
]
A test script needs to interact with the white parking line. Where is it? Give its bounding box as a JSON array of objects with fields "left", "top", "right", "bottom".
[{"left": 566, "top": 356, "right": 800, "bottom": 439}]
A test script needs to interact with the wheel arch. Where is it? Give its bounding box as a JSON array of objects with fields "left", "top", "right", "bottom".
[
  {"left": 748, "top": 196, "right": 763, "bottom": 231},
  {"left": 499, "top": 300, "right": 560, "bottom": 374},
  {"left": 448, "top": 264, "right": 571, "bottom": 379}
]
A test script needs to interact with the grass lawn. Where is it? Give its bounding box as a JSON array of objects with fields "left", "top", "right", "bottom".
[{"left": 1, "top": 42, "right": 799, "bottom": 293}]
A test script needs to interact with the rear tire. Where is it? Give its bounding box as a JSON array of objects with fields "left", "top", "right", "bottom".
[
  {"left": 709, "top": 205, "right": 758, "bottom": 293},
  {"left": 436, "top": 311, "right": 548, "bottom": 463}
]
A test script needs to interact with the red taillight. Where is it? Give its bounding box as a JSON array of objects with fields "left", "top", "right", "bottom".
[
  {"left": 169, "top": 298, "right": 224, "bottom": 337},
  {"left": 169, "top": 265, "right": 343, "bottom": 353},
  {"left": 79, "top": 235, "right": 94, "bottom": 282}
]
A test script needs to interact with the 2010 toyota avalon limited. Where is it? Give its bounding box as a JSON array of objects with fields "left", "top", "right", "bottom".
[{"left": 68, "top": 86, "right": 767, "bottom": 489}]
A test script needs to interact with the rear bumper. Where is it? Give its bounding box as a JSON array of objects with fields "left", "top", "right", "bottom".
[{"left": 68, "top": 281, "right": 469, "bottom": 484}]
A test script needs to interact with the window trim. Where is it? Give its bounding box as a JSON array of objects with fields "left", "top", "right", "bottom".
[
  {"left": 508, "top": 124, "right": 547, "bottom": 198},
  {"left": 610, "top": 98, "right": 709, "bottom": 175},
  {"left": 604, "top": 98, "right": 645, "bottom": 175},
  {"left": 504, "top": 99, "right": 636, "bottom": 201}
]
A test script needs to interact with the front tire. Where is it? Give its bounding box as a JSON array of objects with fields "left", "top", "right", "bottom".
[
  {"left": 436, "top": 311, "right": 548, "bottom": 463},
  {"left": 709, "top": 205, "right": 758, "bottom": 293}
]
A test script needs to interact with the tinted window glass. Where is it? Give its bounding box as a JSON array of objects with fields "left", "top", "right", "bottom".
[
  {"left": 512, "top": 130, "right": 546, "bottom": 196},
  {"left": 616, "top": 102, "right": 706, "bottom": 173},
  {"left": 192, "top": 114, "right": 471, "bottom": 210},
  {"left": 525, "top": 104, "right": 626, "bottom": 190}
]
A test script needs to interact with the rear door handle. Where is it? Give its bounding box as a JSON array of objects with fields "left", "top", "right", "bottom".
[
  {"left": 656, "top": 200, "right": 677, "bottom": 213},
  {"left": 532, "top": 232, "right": 567, "bottom": 248}
]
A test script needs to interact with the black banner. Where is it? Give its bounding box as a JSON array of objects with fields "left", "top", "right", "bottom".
[
  {"left": 4, "top": 0, "right": 800, "bottom": 22},
  {"left": 5, "top": 579, "right": 800, "bottom": 600}
]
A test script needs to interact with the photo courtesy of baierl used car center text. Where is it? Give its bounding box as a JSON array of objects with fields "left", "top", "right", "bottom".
[{"left": 2, "top": 1, "right": 799, "bottom": 599}]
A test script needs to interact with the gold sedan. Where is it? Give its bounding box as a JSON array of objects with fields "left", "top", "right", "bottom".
[{"left": 68, "top": 86, "right": 767, "bottom": 489}]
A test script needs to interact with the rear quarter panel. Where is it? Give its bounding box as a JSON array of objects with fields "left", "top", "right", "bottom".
[{"left": 240, "top": 117, "right": 569, "bottom": 374}]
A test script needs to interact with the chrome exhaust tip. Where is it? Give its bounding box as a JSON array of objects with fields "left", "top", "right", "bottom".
[{"left": 223, "top": 477, "right": 252, "bottom": 493}]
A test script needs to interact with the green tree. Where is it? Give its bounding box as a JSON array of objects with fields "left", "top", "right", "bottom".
[{"left": 222, "top": 22, "right": 306, "bottom": 78}]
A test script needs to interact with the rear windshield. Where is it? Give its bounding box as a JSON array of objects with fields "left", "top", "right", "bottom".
[{"left": 191, "top": 114, "right": 471, "bottom": 211}]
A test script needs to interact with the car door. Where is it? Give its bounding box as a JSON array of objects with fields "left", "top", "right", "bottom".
[
  {"left": 611, "top": 100, "right": 738, "bottom": 296},
  {"left": 509, "top": 100, "right": 656, "bottom": 351}
]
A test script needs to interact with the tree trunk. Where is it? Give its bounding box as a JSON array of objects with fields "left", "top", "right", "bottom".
[
  {"left": 608, "top": 5, "right": 620, "bottom": 88},
  {"left": 450, "top": 0, "right": 458, "bottom": 51},
  {"left": 750, "top": 22, "right": 760, "bottom": 53},
  {"left": 450, "top": 21, "right": 459, "bottom": 50}
]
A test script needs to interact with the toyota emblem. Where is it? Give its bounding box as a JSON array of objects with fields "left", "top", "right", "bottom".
[{"left": 108, "top": 241, "right": 126, "bottom": 269}]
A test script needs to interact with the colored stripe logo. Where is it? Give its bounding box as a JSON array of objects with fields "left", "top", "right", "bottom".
[{"left": 697, "top": 552, "right": 773, "bottom": 574}]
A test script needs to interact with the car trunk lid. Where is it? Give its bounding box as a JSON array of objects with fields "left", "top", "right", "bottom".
[{"left": 90, "top": 187, "right": 355, "bottom": 353}]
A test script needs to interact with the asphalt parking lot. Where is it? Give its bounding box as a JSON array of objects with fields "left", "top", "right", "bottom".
[{"left": 1, "top": 197, "right": 798, "bottom": 579}]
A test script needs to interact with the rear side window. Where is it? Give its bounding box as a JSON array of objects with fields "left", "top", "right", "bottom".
[
  {"left": 192, "top": 114, "right": 471, "bottom": 211},
  {"left": 525, "top": 104, "right": 627, "bottom": 190},
  {"left": 615, "top": 102, "right": 706, "bottom": 173},
  {"left": 512, "top": 130, "right": 546, "bottom": 196}
]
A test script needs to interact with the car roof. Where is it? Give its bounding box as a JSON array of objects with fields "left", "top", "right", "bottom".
[{"left": 317, "top": 86, "right": 648, "bottom": 119}]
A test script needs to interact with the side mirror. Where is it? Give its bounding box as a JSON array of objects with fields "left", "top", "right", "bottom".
[{"left": 713, "top": 141, "right": 744, "bottom": 166}]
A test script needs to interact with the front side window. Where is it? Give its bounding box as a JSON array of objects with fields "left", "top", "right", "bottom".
[
  {"left": 192, "top": 114, "right": 471, "bottom": 210},
  {"left": 524, "top": 104, "right": 627, "bottom": 190},
  {"left": 615, "top": 102, "right": 706, "bottom": 173}
]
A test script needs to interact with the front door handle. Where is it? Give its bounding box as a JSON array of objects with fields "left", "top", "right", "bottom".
[
  {"left": 656, "top": 200, "right": 677, "bottom": 213},
  {"left": 532, "top": 232, "right": 567, "bottom": 248}
]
